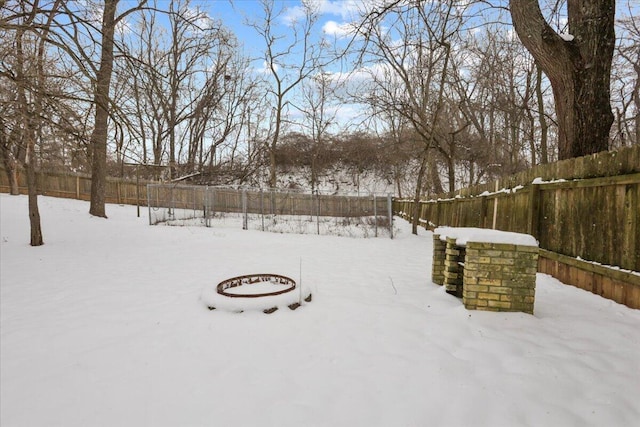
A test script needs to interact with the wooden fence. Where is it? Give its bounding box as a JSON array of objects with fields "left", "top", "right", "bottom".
[
  {"left": 394, "top": 144, "right": 640, "bottom": 309},
  {"left": 0, "top": 167, "right": 152, "bottom": 208}
]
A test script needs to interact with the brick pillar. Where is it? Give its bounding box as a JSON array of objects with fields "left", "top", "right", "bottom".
[
  {"left": 443, "top": 237, "right": 465, "bottom": 297},
  {"left": 463, "top": 242, "right": 538, "bottom": 314},
  {"left": 432, "top": 234, "right": 446, "bottom": 285}
]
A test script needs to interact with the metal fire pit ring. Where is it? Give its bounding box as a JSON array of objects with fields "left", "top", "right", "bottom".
[
  {"left": 206, "top": 273, "right": 313, "bottom": 314},
  {"left": 217, "top": 274, "right": 296, "bottom": 298}
]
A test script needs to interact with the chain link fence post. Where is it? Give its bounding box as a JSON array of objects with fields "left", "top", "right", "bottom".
[
  {"left": 388, "top": 194, "right": 393, "bottom": 239},
  {"left": 373, "top": 194, "right": 378, "bottom": 237},
  {"left": 315, "top": 190, "right": 320, "bottom": 235},
  {"left": 242, "top": 188, "right": 248, "bottom": 230}
]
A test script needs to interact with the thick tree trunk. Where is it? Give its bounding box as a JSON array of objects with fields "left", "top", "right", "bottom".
[
  {"left": 427, "top": 154, "right": 444, "bottom": 195},
  {"left": 25, "top": 162, "right": 43, "bottom": 246},
  {"left": 89, "top": 0, "right": 118, "bottom": 218},
  {"left": 509, "top": 0, "right": 615, "bottom": 159}
]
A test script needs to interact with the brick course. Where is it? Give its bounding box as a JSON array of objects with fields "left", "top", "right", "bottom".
[
  {"left": 443, "top": 237, "right": 465, "bottom": 297},
  {"left": 432, "top": 234, "right": 446, "bottom": 286},
  {"left": 463, "top": 242, "right": 538, "bottom": 314}
]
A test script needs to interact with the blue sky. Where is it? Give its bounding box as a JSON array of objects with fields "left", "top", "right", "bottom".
[
  {"left": 192, "top": 0, "right": 367, "bottom": 130},
  {"left": 188, "top": 0, "right": 358, "bottom": 57},
  {"left": 118, "top": 0, "right": 639, "bottom": 134}
]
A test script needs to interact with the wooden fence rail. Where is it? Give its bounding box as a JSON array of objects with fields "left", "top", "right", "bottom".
[
  {"left": 394, "top": 145, "right": 640, "bottom": 309},
  {"left": 0, "top": 168, "right": 153, "bottom": 208}
]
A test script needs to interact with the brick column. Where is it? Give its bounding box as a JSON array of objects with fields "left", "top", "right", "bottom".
[
  {"left": 463, "top": 242, "right": 538, "bottom": 314},
  {"left": 432, "top": 234, "right": 446, "bottom": 285},
  {"left": 443, "top": 237, "right": 465, "bottom": 297}
]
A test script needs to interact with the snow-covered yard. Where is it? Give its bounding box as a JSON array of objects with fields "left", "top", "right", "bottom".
[{"left": 1, "top": 194, "right": 639, "bottom": 426}]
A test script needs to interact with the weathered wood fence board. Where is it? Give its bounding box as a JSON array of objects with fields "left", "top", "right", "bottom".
[
  {"left": 395, "top": 145, "right": 640, "bottom": 309},
  {"left": 0, "top": 168, "right": 153, "bottom": 208}
]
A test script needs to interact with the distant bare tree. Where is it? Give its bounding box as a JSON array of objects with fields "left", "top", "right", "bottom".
[
  {"left": 117, "top": 0, "right": 253, "bottom": 183},
  {"left": 354, "top": 0, "right": 467, "bottom": 233},
  {"left": 611, "top": 6, "right": 640, "bottom": 147},
  {"left": 1, "top": 0, "right": 65, "bottom": 245},
  {"left": 247, "top": 0, "right": 325, "bottom": 188},
  {"left": 298, "top": 69, "right": 337, "bottom": 191}
]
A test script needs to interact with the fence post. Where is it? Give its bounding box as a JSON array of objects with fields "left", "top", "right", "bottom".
[
  {"left": 528, "top": 183, "right": 541, "bottom": 239},
  {"left": 204, "top": 186, "right": 209, "bottom": 227},
  {"left": 260, "top": 189, "right": 265, "bottom": 231},
  {"left": 491, "top": 181, "right": 499, "bottom": 229},
  {"left": 316, "top": 190, "right": 320, "bottom": 235},
  {"left": 387, "top": 194, "right": 393, "bottom": 239},
  {"left": 373, "top": 194, "right": 378, "bottom": 237},
  {"left": 147, "top": 184, "right": 152, "bottom": 225},
  {"left": 135, "top": 165, "right": 140, "bottom": 217},
  {"left": 242, "top": 188, "right": 248, "bottom": 230},
  {"left": 480, "top": 194, "right": 488, "bottom": 228}
]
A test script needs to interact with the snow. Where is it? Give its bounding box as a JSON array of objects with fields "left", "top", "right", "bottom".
[
  {"left": 1, "top": 194, "right": 639, "bottom": 427},
  {"left": 532, "top": 177, "right": 568, "bottom": 184},
  {"left": 220, "top": 281, "right": 291, "bottom": 296},
  {"left": 434, "top": 226, "right": 539, "bottom": 247},
  {"left": 559, "top": 32, "right": 575, "bottom": 42},
  {"left": 576, "top": 256, "right": 640, "bottom": 278}
]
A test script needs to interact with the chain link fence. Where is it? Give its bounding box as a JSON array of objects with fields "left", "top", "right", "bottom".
[{"left": 147, "top": 184, "right": 394, "bottom": 238}]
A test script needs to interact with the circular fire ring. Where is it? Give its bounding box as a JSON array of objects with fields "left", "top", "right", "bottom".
[
  {"left": 205, "top": 273, "right": 312, "bottom": 314},
  {"left": 217, "top": 274, "right": 296, "bottom": 298}
]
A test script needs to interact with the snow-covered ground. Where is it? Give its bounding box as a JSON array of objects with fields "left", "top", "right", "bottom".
[{"left": 1, "top": 194, "right": 639, "bottom": 427}]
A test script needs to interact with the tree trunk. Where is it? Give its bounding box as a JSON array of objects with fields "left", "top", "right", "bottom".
[
  {"left": 14, "top": 12, "right": 44, "bottom": 246},
  {"left": 268, "top": 148, "right": 277, "bottom": 189},
  {"left": 633, "top": 64, "right": 640, "bottom": 145},
  {"left": 535, "top": 64, "right": 549, "bottom": 164},
  {"left": 0, "top": 121, "right": 21, "bottom": 194},
  {"left": 411, "top": 152, "right": 428, "bottom": 235},
  {"left": 427, "top": 153, "right": 444, "bottom": 195},
  {"left": 509, "top": 0, "right": 615, "bottom": 159},
  {"left": 0, "top": 146, "right": 20, "bottom": 195},
  {"left": 446, "top": 155, "right": 455, "bottom": 193},
  {"left": 89, "top": 0, "right": 118, "bottom": 218},
  {"left": 269, "top": 104, "right": 282, "bottom": 189},
  {"left": 25, "top": 161, "right": 43, "bottom": 246}
]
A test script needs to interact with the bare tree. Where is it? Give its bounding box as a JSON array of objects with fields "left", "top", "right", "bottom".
[
  {"left": 115, "top": 1, "right": 256, "bottom": 184},
  {"left": 87, "top": 0, "right": 118, "bottom": 217},
  {"left": 247, "top": 0, "right": 325, "bottom": 188},
  {"left": 297, "top": 69, "right": 337, "bottom": 191},
  {"left": 353, "top": 0, "right": 467, "bottom": 233},
  {"left": 611, "top": 5, "right": 640, "bottom": 147},
  {"left": 40, "top": 0, "right": 148, "bottom": 217},
  {"left": 1, "top": 0, "right": 65, "bottom": 245}
]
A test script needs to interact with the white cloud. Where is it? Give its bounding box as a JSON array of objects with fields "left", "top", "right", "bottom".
[
  {"left": 283, "top": 0, "right": 362, "bottom": 27},
  {"left": 316, "top": 0, "right": 361, "bottom": 20},
  {"left": 322, "top": 20, "right": 354, "bottom": 38},
  {"left": 253, "top": 60, "right": 279, "bottom": 75},
  {"left": 182, "top": 5, "right": 217, "bottom": 31},
  {"left": 282, "top": 5, "right": 308, "bottom": 26}
]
